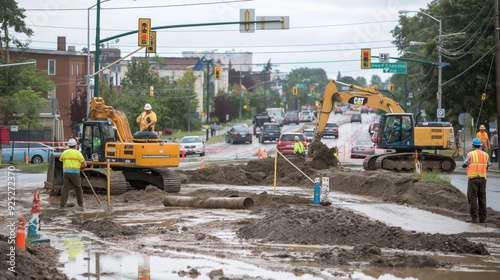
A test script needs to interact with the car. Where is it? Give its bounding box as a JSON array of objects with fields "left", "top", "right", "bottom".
[
  {"left": 226, "top": 125, "right": 253, "bottom": 144},
  {"left": 283, "top": 111, "right": 300, "bottom": 125},
  {"left": 179, "top": 136, "right": 205, "bottom": 157},
  {"left": 303, "top": 128, "right": 315, "bottom": 142},
  {"left": 368, "top": 122, "right": 379, "bottom": 135},
  {"left": 350, "top": 141, "right": 375, "bottom": 158},
  {"left": 360, "top": 107, "right": 369, "bottom": 114},
  {"left": 299, "top": 110, "right": 315, "bottom": 122},
  {"left": 276, "top": 133, "right": 307, "bottom": 155},
  {"left": 259, "top": 123, "right": 281, "bottom": 143},
  {"left": 351, "top": 114, "right": 362, "bottom": 123},
  {"left": 272, "top": 115, "right": 284, "bottom": 127},
  {"left": 334, "top": 107, "right": 343, "bottom": 115},
  {"left": 322, "top": 122, "right": 339, "bottom": 138},
  {"left": 1, "top": 142, "right": 54, "bottom": 164}
]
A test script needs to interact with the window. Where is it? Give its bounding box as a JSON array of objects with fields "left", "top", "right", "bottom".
[
  {"left": 48, "top": 59, "right": 56, "bottom": 75},
  {"left": 76, "top": 64, "right": 79, "bottom": 77}
]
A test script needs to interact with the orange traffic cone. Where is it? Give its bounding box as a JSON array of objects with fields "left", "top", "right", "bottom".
[
  {"left": 200, "top": 158, "right": 204, "bottom": 169},
  {"left": 262, "top": 149, "right": 268, "bottom": 159},
  {"left": 15, "top": 217, "right": 26, "bottom": 250},
  {"left": 257, "top": 148, "right": 261, "bottom": 160}
]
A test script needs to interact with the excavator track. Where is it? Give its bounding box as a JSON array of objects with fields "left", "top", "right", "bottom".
[
  {"left": 151, "top": 168, "right": 182, "bottom": 193},
  {"left": 363, "top": 152, "right": 456, "bottom": 173},
  {"left": 82, "top": 169, "right": 131, "bottom": 195}
]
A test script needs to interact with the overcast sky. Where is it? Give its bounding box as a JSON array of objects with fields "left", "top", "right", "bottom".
[{"left": 17, "top": 0, "right": 434, "bottom": 81}]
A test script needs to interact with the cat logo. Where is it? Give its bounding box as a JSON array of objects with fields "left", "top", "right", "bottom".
[{"left": 353, "top": 97, "right": 366, "bottom": 105}]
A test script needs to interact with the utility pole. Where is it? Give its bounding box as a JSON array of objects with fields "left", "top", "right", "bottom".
[
  {"left": 495, "top": 0, "right": 500, "bottom": 169},
  {"left": 239, "top": 70, "right": 243, "bottom": 121}
]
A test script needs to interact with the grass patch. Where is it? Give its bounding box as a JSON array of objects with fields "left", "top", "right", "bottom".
[
  {"left": 413, "top": 169, "right": 451, "bottom": 185},
  {"left": 1, "top": 162, "right": 48, "bottom": 173}
]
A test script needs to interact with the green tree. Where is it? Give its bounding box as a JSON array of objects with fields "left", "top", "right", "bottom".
[
  {"left": 10, "top": 88, "right": 46, "bottom": 128},
  {"left": 392, "top": 0, "right": 496, "bottom": 122},
  {"left": 0, "top": 0, "right": 33, "bottom": 63}
]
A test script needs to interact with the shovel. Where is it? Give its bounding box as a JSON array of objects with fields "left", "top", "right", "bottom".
[{"left": 81, "top": 170, "right": 106, "bottom": 210}]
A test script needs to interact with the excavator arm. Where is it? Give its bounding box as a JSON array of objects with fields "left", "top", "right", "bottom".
[
  {"left": 88, "top": 97, "right": 134, "bottom": 142},
  {"left": 315, "top": 80, "right": 405, "bottom": 139}
]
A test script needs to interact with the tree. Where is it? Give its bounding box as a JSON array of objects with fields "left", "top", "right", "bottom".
[
  {"left": 0, "top": 0, "right": 33, "bottom": 63},
  {"left": 10, "top": 88, "right": 46, "bottom": 128},
  {"left": 392, "top": 0, "right": 496, "bottom": 122}
]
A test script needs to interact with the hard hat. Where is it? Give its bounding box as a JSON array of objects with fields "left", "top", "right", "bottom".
[
  {"left": 144, "top": 103, "right": 152, "bottom": 110},
  {"left": 294, "top": 136, "right": 299, "bottom": 140},
  {"left": 479, "top": 125, "right": 486, "bottom": 130},
  {"left": 68, "top": 138, "right": 77, "bottom": 147},
  {"left": 472, "top": 138, "right": 482, "bottom": 147}
]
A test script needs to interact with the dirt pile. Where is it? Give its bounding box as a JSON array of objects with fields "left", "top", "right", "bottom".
[
  {"left": 179, "top": 159, "right": 500, "bottom": 228},
  {"left": 77, "top": 218, "right": 147, "bottom": 238},
  {"left": 0, "top": 235, "right": 68, "bottom": 280},
  {"left": 236, "top": 207, "right": 489, "bottom": 255}
]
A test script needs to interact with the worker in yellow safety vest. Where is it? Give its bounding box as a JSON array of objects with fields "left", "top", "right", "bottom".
[
  {"left": 462, "top": 138, "right": 490, "bottom": 223},
  {"left": 136, "top": 103, "right": 157, "bottom": 131}
]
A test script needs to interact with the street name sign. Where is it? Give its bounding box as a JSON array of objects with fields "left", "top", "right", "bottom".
[{"left": 371, "top": 62, "right": 407, "bottom": 74}]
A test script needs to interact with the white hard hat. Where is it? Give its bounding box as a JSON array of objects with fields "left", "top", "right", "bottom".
[
  {"left": 144, "top": 103, "right": 152, "bottom": 110},
  {"left": 68, "top": 138, "right": 77, "bottom": 147}
]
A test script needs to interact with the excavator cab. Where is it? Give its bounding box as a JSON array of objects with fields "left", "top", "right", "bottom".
[
  {"left": 80, "top": 121, "right": 117, "bottom": 162},
  {"left": 378, "top": 114, "right": 415, "bottom": 151}
]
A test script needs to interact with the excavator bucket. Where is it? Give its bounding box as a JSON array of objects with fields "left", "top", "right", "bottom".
[{"left": 44, "top": 153, "right": 64, "bottom": 196}]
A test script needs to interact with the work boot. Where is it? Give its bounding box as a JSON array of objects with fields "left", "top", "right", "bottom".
[{"left": 60, "top": 202, "right": 75, "bottom": 208}]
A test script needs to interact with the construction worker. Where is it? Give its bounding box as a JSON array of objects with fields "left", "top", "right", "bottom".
[
  {"left": 475, "top": 125, "right": 490, "bottom": 152},
  {"left": 293, "top": 136, "right": 305, "bottom": 157},
  {"left": 59, "top": 138, "right": 87, "bottom": 210},
  {"left": 462, "top": 138, "right": 490, "bottom": 223},
  {"left": 136, "top": 103, "right": 157, "bottom": 131}
]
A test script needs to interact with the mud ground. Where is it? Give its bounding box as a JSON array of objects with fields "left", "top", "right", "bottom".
[{"left": 2, "top": 151, "right": 500, "bottom": 279}]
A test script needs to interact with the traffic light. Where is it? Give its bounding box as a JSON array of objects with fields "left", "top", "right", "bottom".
[
  {"left": 138, "top": 18, "right": 151, "bottom": 47},
  {"left": 310, "top": 87, "right": 315, "bottom": 96},
  {"left": 389, "top": 83, "right": 394, "bottom": 91},
  {"left": 361, "top": 48, "right": 371, "bottom": 69},
  {"left": 149, "top": 85, "right": 154, "bottom": 96},
  {"left": 146, "top": 31, "right": 156, "bottom": 53},
  {"left": 292, "top": 86, "right": 298, "bottom": 95},
  {"left": 214, "top": 66, "right": 221, "bottom": 80}
]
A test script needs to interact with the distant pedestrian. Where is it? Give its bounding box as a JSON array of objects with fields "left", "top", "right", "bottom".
[
  {"left": 210, "top": 121, "right": 216, "bottom": 137},
  {"left": 59, "top": 138, "right": 87, "bottom": 210},
  {"left": 491, "top": 130, "right": 498, "bottom": 163},
  {"left": 455, "top": 132, "right": 460, "bottom": 149},
  {"left": 462, "top": 138, "right": 490, "bottom": 223}
]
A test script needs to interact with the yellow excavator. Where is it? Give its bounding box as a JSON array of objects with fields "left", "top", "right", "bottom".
[
  {"left": 314, "top": 80, "right": 456, "bottom": 172},
  {"left": 45, "top": 97, "right": 181, "bottom": 195}
]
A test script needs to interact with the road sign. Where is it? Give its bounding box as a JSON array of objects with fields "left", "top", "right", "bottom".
[
  {"left": 10, "top": 125, "right": 18, "bottom": 132},
  {"left": 437, "top": 108, "right": 445, "bottom": 119},
  {"left": 371, "top": 62, "right": 407, "bottom": 73},
  {"left": 256, "top": 16, "right": 289, "bottom": 30},
  {"left": 240, "top": 9, "right": 255, "bottom": 33},
  {"left": 379, "top": 53, "right": 389, "bottom": 62},
  {"left": 458, "top": 113, "right": 471, "bottom": 126}
]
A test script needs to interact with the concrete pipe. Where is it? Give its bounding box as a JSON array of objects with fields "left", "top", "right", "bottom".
[
  {"left": 162, "top": 196, "right": 254, "bottom": 209},
  {"left": 200, "top": 197, "right": 254, "bottom": 209},
  {"left": 162, "top": 196, "right": 202, "bottom": 207}
]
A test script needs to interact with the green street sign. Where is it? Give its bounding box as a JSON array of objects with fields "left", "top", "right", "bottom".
[{"left": 371, "top": 62, "right": 407, "bottom": 73}]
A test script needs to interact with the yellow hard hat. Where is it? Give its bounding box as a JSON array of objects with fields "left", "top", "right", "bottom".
[{"left": 479, "top": 125, "right": 486, "bottom": 130}]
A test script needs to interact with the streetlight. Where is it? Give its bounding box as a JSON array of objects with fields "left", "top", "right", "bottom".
[
  {"left": 87, "top": 0, "right": 111, "bottom": 116},
  {"left": 399, "top": 9, "right": 443, "bottom": 121}
]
